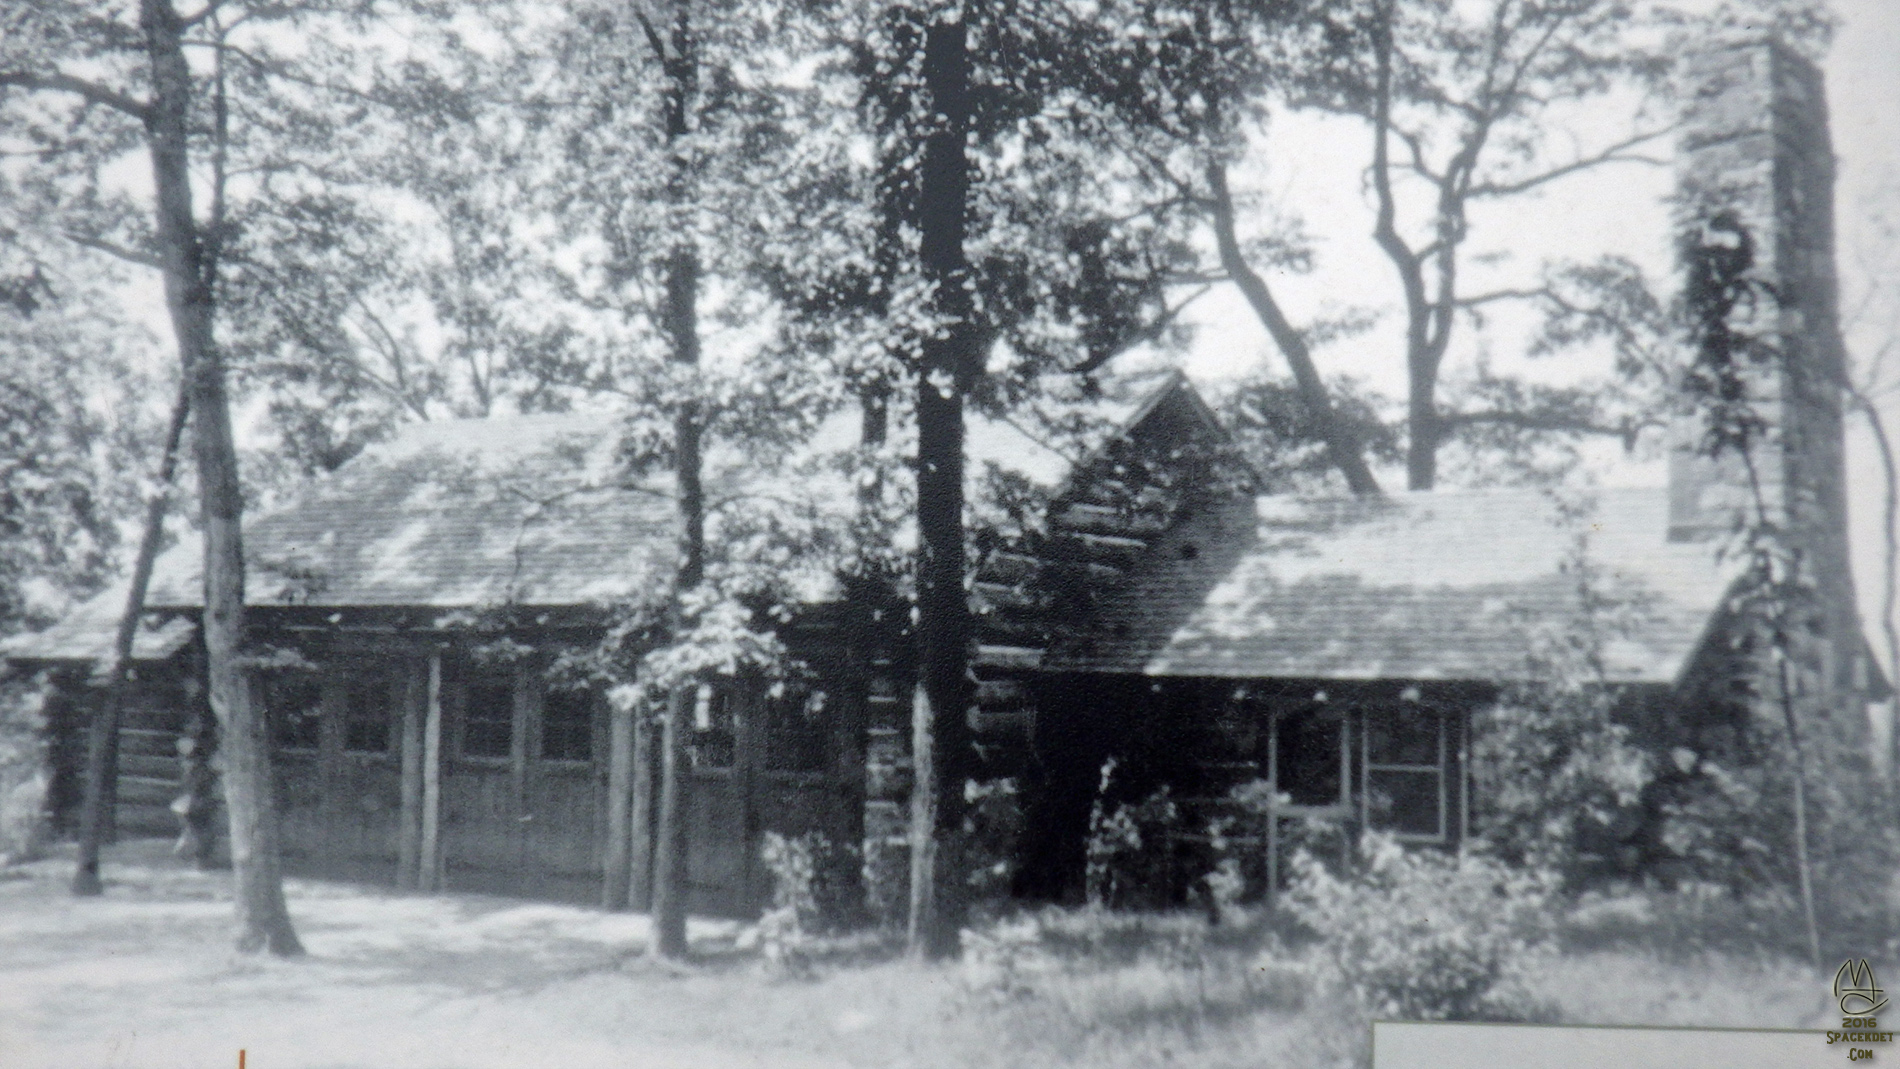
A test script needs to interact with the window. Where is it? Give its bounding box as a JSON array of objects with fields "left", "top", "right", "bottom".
[
  {"left": 463, "top": 675, "right": 515, "bottom": 760},
  {"left": 1363, "top": 711, "right": 1445, "bottom": 839},
  {"left": 265, "top": 674, "right": 323, "bottom": 752},
  {"left": 688, "top": 684, "right": 734, "bottom": 769},
  {"left": 541, "top": 686, "right": 594, "bottom": 762},
  {"left": 1276, "top": 711, "right": 1343, "bottom": 807},
  {"left": 762, "top": 686, "right": 828, "bottom": 773},
  {"left": 344, "top": 673, "right": 393, "bottom": 755}
]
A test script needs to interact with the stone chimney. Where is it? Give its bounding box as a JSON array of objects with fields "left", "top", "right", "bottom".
[
  {"left": 1671, "top": 36, "right": 1872, "bottom": 733},
  {"left": 1669, "top": 37, "right": 1849, "bottom": 552}
]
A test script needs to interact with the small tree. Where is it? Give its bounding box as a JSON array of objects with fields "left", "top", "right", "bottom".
[{"left": 1471, "top": 513, "right": 1657, "bottom": 880}]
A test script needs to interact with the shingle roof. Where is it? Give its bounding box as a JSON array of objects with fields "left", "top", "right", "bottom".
[
  {"left": 1047, "top": 487, "right": 1739, "bottom": 684},
  {"left": 143, "top": 412, "right": 680, "bottom": 611},
  {"left": 49, "top": 373, "right": 1180, "bottom": 625},
  {"left": 0, "top": 587, "right": 196, "bottom": 664}
]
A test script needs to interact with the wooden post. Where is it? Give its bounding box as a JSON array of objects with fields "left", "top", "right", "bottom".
[
  {"left": 319, "top": 671, "right": 344, "bottom": 873},
  {"left": 650, "top": 687, "right": 689, "bottom": 956},
  {"left": 1458, "top": 711, "right": 1471, "bottom": 850},
  {"left": 419, "top": 652, "right": 443, "bottom": 893},
  {"left": 397, "top": 657, "right": 425, "bottom": 890},
  {"left": 628, "top": 713, "right": 655, "bottom": 911},
  {"left": 1265, "top": 710, "right": 1278, "bottom": 912},
  {"left": 734, "top": 682, "right": 758, "bottom": 914},
  {"left": 602, "top": 694, "right": 635, "bottom": 910}
]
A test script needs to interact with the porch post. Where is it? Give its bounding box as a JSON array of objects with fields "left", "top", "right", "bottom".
[
  {"left": 651, "top": 687, "right": 690, "bottom": 956},
  {"left": 602, "top": 695, "right": 635, "bottom": 910},
  {"left": 1265, "top": 709, "right": 1278, "bottom": 912},
  {"left": 419, "top": 651, "right": 444, "bottom": 892},
  {"left": 734, "top": 681, "right": 759, "bottom": 915},
  {"left": 397, "top": 657, "right": 425, "bottom": 889},
  {"left": 628, "top": 713, "right": 655, "bottom": 911}
]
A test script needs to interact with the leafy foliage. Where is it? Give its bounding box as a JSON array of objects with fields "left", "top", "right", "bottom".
[
  {"left": 1472, "top": 520, "right": 1658, "bottom": 880},
  {"left": 1286, "top": 834, "right": 1556, "bottom": 1022}
]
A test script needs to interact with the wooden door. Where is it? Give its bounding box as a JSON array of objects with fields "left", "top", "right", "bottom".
[{"left": 519, "top": 680, "right": 606, "bottom": 903}]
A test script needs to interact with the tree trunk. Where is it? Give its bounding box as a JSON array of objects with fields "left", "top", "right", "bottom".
[
  {"left": 602, "top": 696, "right": 635, "bottom": 910},
  {"left": 649, "top": 6, "right": 704, "bottom": 951},
  {"left": 628, "top": 713, "right": 655, "bottom": 911},
  {"left": 907, "top": 17, "right": 979, "bottom": 961},
  {"left": 72, "top": 384, "right": 189, "bottom": 897},
  {"left": 650, "top": 687, "right": 690, "bottom": 957},
  {"left": 1777, "top": 655, "right": 1824, "bottom": 969},
  {"left": 140, "top": 0, "right": 300, "bottom": 955},
  {"left": 1407, "top": 360, "right": 1441, "bottom": 490}
]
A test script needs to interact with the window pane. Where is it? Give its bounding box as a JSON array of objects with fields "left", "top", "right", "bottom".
[
  {"left": 1365, "top": 713, "right": 1439, "bottom": 766},
  {"left": 689, "top": 685, "right": 734, "bottom": 769},
  {"left": 1367, "top": 769, "right": 1442, "bottom": 837},
  {"left": 464, "top": 678, "right": 514, "bottom": 759},
  {"left": 344, "top": 674, "right": 392, "bottom": 754},
  {"left": 1278, "top": 713, "right": 1341, "bottom": 806},
  {"left": 542, "top": 687, "right": 594, "bottom": 762},
  {"left": 266, "top": 674, "right": 323, "bottom": 752},
  {"left": 763, "top": 687, "right": 827, "bottom": 773}
]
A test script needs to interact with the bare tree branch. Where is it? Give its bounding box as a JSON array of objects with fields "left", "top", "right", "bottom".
[
  {"left": 1208, "top": 158, "right": 1380, "bottom": 495},
  {"left": 1068, "top": 285, "right": 1210, "bottom": 376},
  {"left": 63, "top": 232, "right": 163, "bottom": 269},
  {"left": 1468, "top": 129, "right": 1673, "bottom": 198},
  {"left": 0, "top": 71, "right": 151, "bottom": 121}
]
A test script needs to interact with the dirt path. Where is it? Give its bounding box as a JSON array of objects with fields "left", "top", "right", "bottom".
[{"left": 0, "top": 842, "right": 960, "bottom": 1069}]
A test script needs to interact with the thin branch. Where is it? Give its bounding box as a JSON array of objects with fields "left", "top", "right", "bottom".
[
  {"left": 178, "top": 0, "right": 228, "bottom": 28},
  {"left": 63, "top": 232, "right": 162, "bottom": 270},
  {"left": 1068, "top": 285, "right": 1211, "bottom": 376},
  {"left": 1454, "top": 286, "right": 1551, "bottom": 309},
  {"left": 1467, "top": 129, "right": 1674, "bottom": 199},
  {"left": 0, "top": 71, "right": 151, "bottom": 121},
  {"left": 633, "top": 9, "right": 670, "bottom": 64}
]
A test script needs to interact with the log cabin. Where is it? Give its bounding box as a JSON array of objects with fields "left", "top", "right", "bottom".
[{"left": 4, "top": 36, "right": 1887, "bottom": 918}]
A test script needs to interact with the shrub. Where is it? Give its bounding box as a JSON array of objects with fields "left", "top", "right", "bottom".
[
  {"left": 1085, "top": 759, "right": 1180, "bottom": 909},
  {"left": 965, "top": 777, "right": 1023, "bottom": 911},
  {"left": 1285, "top": 834, "right": 1555, "bottom": 1022},
  {"left": 758, "top": 830, "right": 838, "bottom": 975},
  {"left": 0, "top": 677, "right": 50, "bottom": 865}
]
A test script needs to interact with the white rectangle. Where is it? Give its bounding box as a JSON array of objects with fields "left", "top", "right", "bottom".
[{"left": 1372, "top": 1021, "right": 1863, "bottom": 1069}]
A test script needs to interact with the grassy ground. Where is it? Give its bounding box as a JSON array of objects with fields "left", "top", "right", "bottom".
[{"left": 0, "top": 841, "right": 1847, "bottom": 1069}]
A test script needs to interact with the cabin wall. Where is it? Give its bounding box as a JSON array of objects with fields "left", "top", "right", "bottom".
[
  {"left": 1008, "top": 673, "right": 1474, "bottom": 907},
  {"left": 31, "top": 656, "right": 204, "bottom": 843},
  {"left": 252, "top": 626, "right": 863, "bottom": 917}
]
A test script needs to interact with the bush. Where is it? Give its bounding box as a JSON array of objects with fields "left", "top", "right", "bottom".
[
  {"left": 965, "top": 777, "right": 1023, "bottom": 911},
  {"left": 0, "top": 677, "right": 50, "bottom": 865},
  {"left": 758, "top": 830, "right": 844, "bottom": 975},
  {"left": 1085, "top": 759, "right": 1180, "bottom": 910},
  {"left": 1285, "top": 834, "right": 1555, "bottom": 1022}
]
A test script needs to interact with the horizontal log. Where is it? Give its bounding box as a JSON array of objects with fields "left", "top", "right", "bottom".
[
  {"left": 1052, "top": 503, "right": 1169, "bottom": 536},
  {"left": 979, "top": 551, "right": 1043, "bottom": 585},
  {"left": 975, "top": 678, "right": 1026, "bottom": 707},
  {"left": 971, "top": 581, "right": 1050, "bottom": 614},
  {"left": 974, "top": 645, "right": 1043, "bottom": 670},
  {"left": 117, "top": 728, "right": 177, "bottom": 758},
  {"left": 116, "top": 775, "right": 180, "bottom": 806},
  {"left": 119, "top": 753, "right": 177, "bottom": 779}
]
